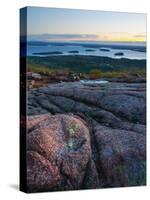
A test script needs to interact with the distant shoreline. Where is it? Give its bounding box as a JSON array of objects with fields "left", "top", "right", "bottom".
[
  {"left": 27, "top": 54, "right": 146, "bottom": 61},
  {"left": 27, "top": 41, "right": 146, "bottom": 53}
]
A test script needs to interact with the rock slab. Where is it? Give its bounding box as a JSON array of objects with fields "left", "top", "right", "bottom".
[{"left": 26, "top": 81, "right": 146, "bottom": 192}]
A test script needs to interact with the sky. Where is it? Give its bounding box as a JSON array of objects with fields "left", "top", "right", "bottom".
[{"left": 26, "top": 6, "right": 146, "bottom": 43}]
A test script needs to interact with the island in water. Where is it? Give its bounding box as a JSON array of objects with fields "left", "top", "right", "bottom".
[
  {"left": 114, "top": 52, "right": 124, "bottom": 56},
  {"left": 100, "top": 48, "right": 110, "bottom": 52},
  {"left": 68, "top": 50, "right": 79, "bottom": 53},
  {"left": 33, "top": 51, "right": 63, "bottom": 55}
]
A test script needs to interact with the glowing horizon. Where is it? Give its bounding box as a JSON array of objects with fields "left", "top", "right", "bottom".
[
  {"left": 28, "top": 33, "right": 146, "bottom": 43},
  {"left": 27, "top": 7, "right": 146, "bottom": 43}
]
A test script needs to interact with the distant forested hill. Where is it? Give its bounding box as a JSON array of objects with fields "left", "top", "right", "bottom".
[{"left": 27, "top": 55, "right": 146, "bottom": 73}]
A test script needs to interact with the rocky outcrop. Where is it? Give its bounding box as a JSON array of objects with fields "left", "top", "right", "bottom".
[
  {"left": 27, "top": 81, "right": 146, "bottom": 192},
  {"left": 27, "top": 114, "right": 99, "bottom": 192},
  {"left": 93, "top": 122, "right": 146, "bottom": 187},
  {"left": 27, "top": 72, "right": 87, "bottom": 89},
  {"left": 28, "top": 81, "right": 146, "bottom": 125}
]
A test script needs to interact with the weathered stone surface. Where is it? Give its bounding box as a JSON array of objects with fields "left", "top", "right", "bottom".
[
  {"left": 27, "top": 82, "right": 146, "bottom": 125},
  {"left": 27, "top": 114, "right": 99, "bottom": 192},
  {"left": 27, "top": 151, "right": 61, "bottom": 192},
  {"left": 93, "top": 122, "right": 146, "bottom": 187},
  {"left": 27, "top": 81, "right": 146, "bottom": 191}
]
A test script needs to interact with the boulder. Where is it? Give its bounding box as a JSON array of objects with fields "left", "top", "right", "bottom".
[{"left": 27, "top": 114, "right": 99, "bottom": 192}]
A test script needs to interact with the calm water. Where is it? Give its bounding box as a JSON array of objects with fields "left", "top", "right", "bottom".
[
  {"left": 80, "top": 80, "right": 109, "bottom": 84},
  {"left": 27, "top": 44, "right": 146, "bottom": 60}
]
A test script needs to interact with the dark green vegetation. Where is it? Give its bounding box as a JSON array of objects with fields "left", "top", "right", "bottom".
[
  {"left": 88, "top": 69, "right": 146, "bottom": 79},
  {"left": 68, "top": 50, "right": 79, "bottom": 53},
  {"left": 27, "top": 64, "right": 69, "bottom": 74},
  {"left": 33, "top": 51, "right": 63, "bottom": 55},
  {"left": 27, "top": 55, "right": 146, "bottom": 76},
  {"left": 114, "top": 52, "right": 124, "bottom": 56},
  {"left": 100, "top": 48, "right": 110, "bottom": 52}
]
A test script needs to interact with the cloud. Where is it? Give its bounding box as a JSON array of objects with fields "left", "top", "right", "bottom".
[
  {"left": 108, "top": 32, "right": 130, "bottom": 35},
  {"left": 133, "top": 34, "right": 146, "bottom": 38},
  {"left": 28, "top": 34, "right": 99, "bottom": 41},
  {"left": 27, "top": 33, "right": 146, "bottom": 42}
]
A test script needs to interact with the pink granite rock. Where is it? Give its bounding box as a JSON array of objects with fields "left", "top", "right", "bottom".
[{"left": 27, "top": 114, "right": 99, "bottom": 192}]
